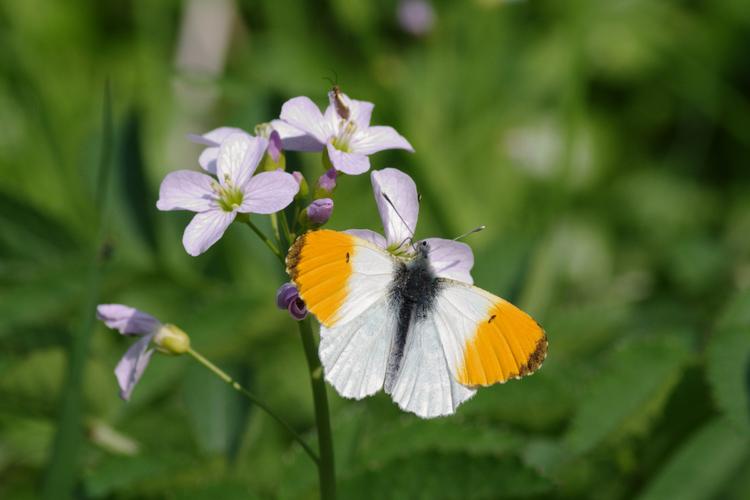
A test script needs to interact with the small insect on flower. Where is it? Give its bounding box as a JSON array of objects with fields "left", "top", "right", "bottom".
[
  {"left": 157, "top": 132, "right": 299, "bottom": 256},
  {"left": 285, "top": 168, "right": 548, "bottom": 418},
  {"left": 97, "top": 304, "right": 190, "bottom": 400},
  {"left": 271, "top": 91, "right": 414, "bottom": 175}
]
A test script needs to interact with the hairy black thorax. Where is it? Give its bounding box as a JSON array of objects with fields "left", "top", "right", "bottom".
[{"left": 385, "top": 242, "right": 441, "bottom": 391}]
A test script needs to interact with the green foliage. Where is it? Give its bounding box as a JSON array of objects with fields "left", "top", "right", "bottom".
[
  {"left": 2, "top": 0, "right": 750, "bottom": 498},
  {"left": 707, "top": 290, "right": 750, "bottom": 432}
]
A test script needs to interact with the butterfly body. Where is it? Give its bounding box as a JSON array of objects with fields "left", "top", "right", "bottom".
[{"left": 287, "top": 229, "right": 547, "bottom": 418}]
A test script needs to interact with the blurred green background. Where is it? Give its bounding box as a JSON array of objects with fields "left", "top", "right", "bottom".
[{"left": 2, "top": 0, "right": 750, "bottom": 498}]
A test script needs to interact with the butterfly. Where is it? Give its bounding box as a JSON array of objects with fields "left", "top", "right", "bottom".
[{"left": 286, "top": 228, "right": 547, "bottom": 419}]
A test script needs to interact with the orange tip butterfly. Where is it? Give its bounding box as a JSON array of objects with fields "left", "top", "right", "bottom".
[{"left": 286, "top": 229, "right": 547, "bottom": 419}]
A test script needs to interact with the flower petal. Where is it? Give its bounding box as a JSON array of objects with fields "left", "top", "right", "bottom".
[
  {"left": 422, "top": 238, "right": 475, "bottom": 284},
  {"left": 182, "top": 209, "right": 236, "bottom": 256},
  {"left": 96, "top": 304, "right": 161, "bottom": 335},
  {"left": 217, "top": 133, "right": 267, "bottom": 188},
  {"left": 279, "top": 97, "right": 332, "bottom": 145},
  {"left": 326, "top": 142, "right": 371, "bottom": 175},
  {"left": 115, "top": 334, "right": 155, "bottom": 401},
  {"left": 271, "top": 119, "right": 324, "bottom": 152},
  {"left": 351, "top": 126, "right": 415, "bottom": 155},
  {"left": 198, "top": 147, "right": 219, "bottom": 174},
  {"left": 371, "top": 168, "right": 419, "bottom": 247},
  {"left": 344, "top": 229, "right": 387, "bottom": 248},
  {"left": 240, "top": 171, "right": 299, "bottom": 214},
  {"left": 156, "top": 170, "right": 217, "bottom": 212},
  {"left": 187, "top": 126, "right": 246, "bottom": 147}
]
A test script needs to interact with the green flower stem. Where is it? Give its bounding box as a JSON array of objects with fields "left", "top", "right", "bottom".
[
  {"left": 187, "top": 348, "right": 320, "bottom": 465},
  {"left": 270, "top": 212, "right": 282, "bottom": 245},
  {"left": 241, "top": 217, "right": 285, "bottom": 265},
  {"left": 298, "top": 317, "right": 336, "bottom": 500},
  {"left": 279, "top": 210, "right": 294, "bottom": 245}
]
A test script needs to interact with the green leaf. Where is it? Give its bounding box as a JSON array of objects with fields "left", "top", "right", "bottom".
[
  {"left": 637, "top": 418, "right": 749, "bottom": 500},
  {"left": 182, "top": 361, "right": 251, "bottom": 460},
  {"left": 707, "top": 289, "right": 750, "bottom": 432},
  {"left": 339, "top": 453, "right": 552, "bottom": 500},
  {"left": 565, "top": 334, "right": 692, "bottom": 453}
]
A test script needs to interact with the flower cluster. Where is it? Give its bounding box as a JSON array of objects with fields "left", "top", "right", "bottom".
[{"left": 99, "top": 88, "right": 431, "bottom": 399}]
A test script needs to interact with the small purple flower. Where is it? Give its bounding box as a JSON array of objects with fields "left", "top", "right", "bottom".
[
  {"left": 157, "top": 133, "right": 299, "bottom": 256},
  {"left": 397, "top": 0, "right": 435, "bottom": 36},
  {"left": 317, "top": 168, "right": 338, "bottom": 193},
  {"left": 307, "top": 198, "right": 334, "bottom": 225},
  {"left": 276, "top": 283, "right": 308, "bottom": 320},
  {"left": 346, "top": 168, "right": 475, "bottom": 283},
  {"left": 271, "top": 92, "right": 414, "bottom": 175}
]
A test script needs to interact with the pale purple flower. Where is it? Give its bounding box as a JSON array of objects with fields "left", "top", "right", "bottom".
[
  {"left": 96, "top": 304, "right": 161, "bottom": 401},
  {"left": 307, "top": 198, "right": 334, "bottom": 225},
  {"left": 398, "top": 0, "right": 435, "bottom": 36},
  {"left": 276, "top": 283, "right": 308, "bottom": 320},
  {"left": 346, "top": 168, "right": 475, "bottom": 283},
  {"left": 271, "top": 92, "right": 414, "bottom": 175},
  {"left": 157, "top": 133, "right": 299, "bottom": 256}
]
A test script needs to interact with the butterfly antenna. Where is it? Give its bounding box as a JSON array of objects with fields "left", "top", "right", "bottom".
[
  {"left": 453, "top": 225, "right": 486, "bottom": 241},
  {"left": 382, "top": 192, "right": 416, "bottom": 250}
]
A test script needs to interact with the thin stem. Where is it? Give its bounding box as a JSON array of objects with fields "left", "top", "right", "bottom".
[
  {"left": 187, "top": 348, "right": 320, "bottom": 465},
  {"left": 243, "top": 218, "right": 285, "bottom": 265},
  {"left": 279, "top": 209, "right": 294, "bottom": 246},
  {"left": 298, "top": 317, "right": 336, "bottom": 500},
  {"left": 270, "top": 213, "right": 282, "bottom": 246}
]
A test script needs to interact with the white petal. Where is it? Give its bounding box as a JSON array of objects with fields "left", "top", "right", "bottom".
[
  {"left": 279, "top": 97, "right": 333, "bottom": 145},
  {"left": 371, "top": 168, "right": 419, "bottom": 247},
  {"left": 271, "top": 119, "right": 324, "bottom": 152},
  {"left": 326, "top": 142, "right": 370, "bottom": 175},
  {"left": 351, "top": 126, "right": 415, "bottom": 155},
  {"left": 216, "top": 133, "right": 267, "bottom": 188},
  {"left": 182, "top": 209, "right": 236, "bottom": 256},
  {"left": 241, "top": 171, "right": 299, "bottom": 214},
  {"left": 156, "top": 170, "right": 217, "bottom": 212},
  {"left": 422, "top": 238, "right": 475, "bottom": 284},
  {"left": 198, "top": 147, "right": 219, "bottom": 174},
  {"left": 344, "top": 229, "right": 387, "bottom": 248}
]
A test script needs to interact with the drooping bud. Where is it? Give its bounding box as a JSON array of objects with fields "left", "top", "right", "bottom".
[
  {"left": 275, "top": 282, "right": 308, "bottom": 321},
  {"left": 153, "top": 324, "right": 190, "bottom": 355},
  {"left": 306, "top": 198, "right": 334, "bottom": 226}
]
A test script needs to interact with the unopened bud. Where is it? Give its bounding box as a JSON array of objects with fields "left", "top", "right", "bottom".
[
  {"left": 306, "top": 198, "right": 334, "bottom": 226},
  {"left": 154, "top": 324, "right": 190, "bottom": 355},
  {"left": 315, "top": 168, "right": 337, "bottom": 197},
  {"left": 256, "top": 124, "right": 286, "bottom": 171}
]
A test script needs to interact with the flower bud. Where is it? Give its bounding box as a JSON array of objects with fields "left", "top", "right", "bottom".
[
  {"left": 256, "top": 123, "right": 286, "bottom": 171},
  {"left": 306, "top": 198, "right": 334, "bottom": 226},
  {"left": 154, "top": 324, "right": 190, "bottom": 355},
  {"left": 292, "top": 171, "right": 309, "bottom": 199},
  {"left": 315, "top": 168, "right": 337, "bottom": 197}
]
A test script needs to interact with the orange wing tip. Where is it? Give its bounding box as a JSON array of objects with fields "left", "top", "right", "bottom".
[
  {"left": 457, "top": 302, "right": 548, "bottom": 387},
  {"left": 518, "top": 334, "right": 548, "bottom": 378}
]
